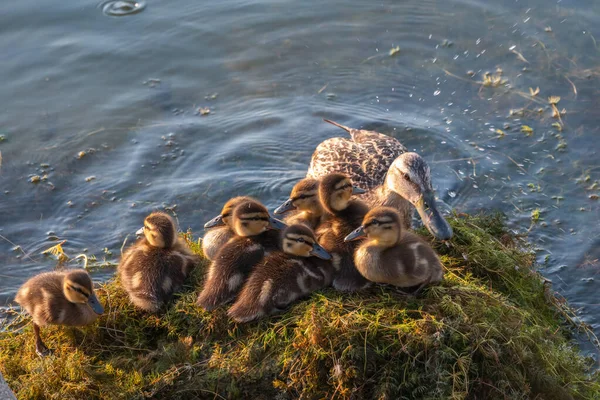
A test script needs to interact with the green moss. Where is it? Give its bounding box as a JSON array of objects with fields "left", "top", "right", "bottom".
[{"left": 1, "top": 216, "right": 599, "bottom": 399}]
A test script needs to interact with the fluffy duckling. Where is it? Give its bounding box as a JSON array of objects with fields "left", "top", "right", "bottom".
[
  {"left": 316, "top": 173, "right": 370, "bottom": 291},
  {"left": 345, "top": 207, "right": 443, "bottom": 291},
  {"left": 118, "top": 212, "right": 199, "bottom": 313},
  {"left": 228, "top": 224, "right": 333, "bottom": 323},
  {"left": 274, "top": 178, "right": 324, "bottom": 229},
  {"left": 15, "top": 269, "right": 104, "bottom": 356},
  {"left": 202, "top": 196, "right": 253, "bottom": 260},
  {"left": 197, "top": 200, "right": 286, "bottom": 311}
]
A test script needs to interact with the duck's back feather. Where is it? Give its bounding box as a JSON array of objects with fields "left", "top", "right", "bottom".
[{"left": 307, "top": 122, "right": 406, "bottom": 189}]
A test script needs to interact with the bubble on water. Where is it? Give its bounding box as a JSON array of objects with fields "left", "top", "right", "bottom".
[
  {"left": 100, "top": 0, "right": 146, "bottom": 16},
  {"left": 433, "top": 90, "right": 441, "bottom": 96},
  {"left": 448, "top": 190, "right": 456, "bottom": 198}
]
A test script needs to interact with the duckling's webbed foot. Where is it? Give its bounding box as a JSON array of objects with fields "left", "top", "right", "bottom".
[{"left": 33, "top": 324, "right": 53, "bottom": 357}]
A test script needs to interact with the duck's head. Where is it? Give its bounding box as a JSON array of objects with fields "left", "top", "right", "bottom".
[
  {"left": 385, "top": 153, "right": 452, "bottom": 240},
  {"left": 232, "top": 200, "right": 287, "bottom": 237},
  {"left": 136, "top": 212, "right": 177, "bottom": 249},
  {"left": 318, "top": 173, "right": 366, "bottom": 214},
  {"left": 274, "top": 178, "right": 321, "bottom": 215},
  {"left": 204, "top": 196, "right": 254, "bottom": 229},
  {"left": 62, "top": 270, "right": 104, "bottom": 314},
  {"left": 344, "top": 206, "right": 401, "bottom": 248},
  {"left": 282, "top": 224, "right": 331, "bottom": 260}
]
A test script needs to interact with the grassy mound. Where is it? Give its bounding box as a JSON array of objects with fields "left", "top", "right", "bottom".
[{"left": 1, "top": 214, "right": 599, "bottom": 399}]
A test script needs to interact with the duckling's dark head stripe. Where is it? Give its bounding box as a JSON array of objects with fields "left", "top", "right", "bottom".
[
  {"left": 363, "top": 207, "right": 402, "bottom": 227},
  {"left": 283, "top": 224, "right": 317, "bottom": 241},
  {"left": 233, "top": 201, "right": 268, "bottom": 218},
  {"left": 68, "top": 284, "right": 90, "bottom": 298},
  {"left": 292, "top": 178, "right": 319, "bottom": 196},
  {"left": 222, "top": 196, "right": 256, "bottom": 215}
]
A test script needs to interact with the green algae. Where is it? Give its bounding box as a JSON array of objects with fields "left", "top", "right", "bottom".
[{"left": 1, "top": 215, "right": 599, "bottom": 399}]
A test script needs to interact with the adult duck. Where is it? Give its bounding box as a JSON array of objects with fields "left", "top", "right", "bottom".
[{"left": 307, "top": 119, "right": 452, "bottom": 240}]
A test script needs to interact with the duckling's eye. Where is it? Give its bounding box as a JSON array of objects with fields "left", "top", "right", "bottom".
[
  {"left": 296, "top": 238, "right": 305, "bottom": 243},
  {"left": 68, "top": 285, "right": 89, "bottom": 298}
]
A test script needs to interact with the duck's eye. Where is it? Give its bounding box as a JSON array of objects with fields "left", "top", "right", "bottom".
[
  {"left": 296, "top": 238, "right": 305, "bottom": 243},
  {"left": 402, "top": 173, "right": 412, "bottom": 182}
]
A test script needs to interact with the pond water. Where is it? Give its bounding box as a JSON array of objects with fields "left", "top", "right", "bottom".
[{"left": 1, "top": 0, "right": 599, "bottom": 352}]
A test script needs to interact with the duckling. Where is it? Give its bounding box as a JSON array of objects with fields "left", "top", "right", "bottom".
[
  {"left": 316, "top": 173, "right": 371, "bottom": 292},
  {"left": 345, "top": 206, "right": 443, "bottom": 291},
  {"left": 202, "top": 196, "right": 254, "bottom": 260},
  {"left": 15, "top": 269, "right": 104, "bottom": 356},
  {"left": 307, "top": 119, "right": 453, "bottom": 240},
  {"left": 228, "top": 224, "right": 333, "bottom": 323},
  {"left": 118, "top": 212, "right": 199, "bottom": 313},
  {"left": 196, "top": 200, "right": 287, "bottom": 311},
  {"left": 274, "top": 178, "right": 324, "bottom": 229}
]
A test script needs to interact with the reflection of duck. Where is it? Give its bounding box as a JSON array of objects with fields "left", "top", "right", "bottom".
[
  {"left": 196, "top": 200, "right": 286, "bottom": 311},
  {"left": 345, "top": 207, "right": 443, "bottom": 291},
  {"left": 15, "top": 269, "right": 104, "bottom": 356},
  {"left": 119, "top": 212, "right": 199, "bottom": 313},
  {"left": 307, "top": 119, "right": 452, "bottom": 240},
  {"left": 202, "top": 196, "right": 253, "bottom": 260},
  {"left": 228, "top": 224, "right": 333, "bottom": 323},
  {"left": 274, "top": 178, "right": 324, "bottom": 229},
  {"left": 316, "top": 173, "right": 371, "bottom": 292}
]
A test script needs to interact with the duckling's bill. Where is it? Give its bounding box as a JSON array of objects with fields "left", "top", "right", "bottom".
[
  {"left": 344, "top": 225, "right": 366, "bottom": 242},
  {"left": 88, "top": 292, "right": 104, "bottom": 314},
  {"left": 269, "top": 216, "right": 287, "bottom": 230},
  {"left": 274, "top": 198, "right": 295, "bottom": 214},
  {"left": 352, "top": 186, "right": 366, "bottom": 195},
  {"left": 414, "top": 192, "right": 453, "bottom": 241},
  {"left": 204, "top": 214, "right": 225, "bottom": 229},
  {"left": 310, "top": 243, "right": 332, "bottom": 260}
]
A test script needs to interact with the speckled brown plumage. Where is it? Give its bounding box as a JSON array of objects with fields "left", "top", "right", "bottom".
[{"left": 307, "top": 119, "right": 406, "bottom": 190}]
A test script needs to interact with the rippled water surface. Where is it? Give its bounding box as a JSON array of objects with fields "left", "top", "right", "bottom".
[{"left": 1, "top": 0, "right": 600, "bottom": 349}]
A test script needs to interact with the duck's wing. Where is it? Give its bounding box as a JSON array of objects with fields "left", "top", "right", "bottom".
[
  {"left": 307, "top": 136, "right": 402, "bottom": 190},
  {"left": 308, "top": 120, "right": 407, "bottom": 189}
]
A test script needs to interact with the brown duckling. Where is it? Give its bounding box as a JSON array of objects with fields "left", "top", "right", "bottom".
[
  {"left": 228, "top": 224, "right": 333, "bottom": 323},
  {"left": 118, "top": 212, "right": 199, "bottom": 313},
  {"left": 316, "top": 173, "right": 370, "bottom": 292},
  {"left": 273, "top": 178, "right": 324, "bottom": 229},
  {"left": 15, "top": 269, "right": 104, "bottom": 356},
  {"left": 196, "top": 200, "right": 286, "bottom": 311},
  {"left": 202, "top": 196, "right": 254, "bottom": 260},
  {"left": 345, "top": 207, "right": 443, "bottom": 291}
]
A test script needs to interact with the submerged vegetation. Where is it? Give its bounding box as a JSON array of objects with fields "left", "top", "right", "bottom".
[{"left": 1, "top": 214, "right": 599, "bottom": 399}]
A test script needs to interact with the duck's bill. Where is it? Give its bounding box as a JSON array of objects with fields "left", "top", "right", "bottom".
[
  {"left": 88, "top": 293, "right": 104, "bottom": 315},
  {"left": 344, "top": 225, "right": 366, "bottom": 242},
  {"left": 269, "top": 217, "right": 287, "bottom": 230},
  {"left": 414, "top": 192, "right": 453, "bottom": 240},
  {"left": 274, "top": 198, "right": 295, "bottom": 214},
  {"left": 352, "top": 186, "right": 366, "bottom": 195},
  {"left": 204, "top": 214, "right": 224, "bottom": 229},
  {"left": 135, "top": 227, "right": 144, "bottom": 236},
  {"left": 310, "top": 244, "right": 332, "bottom": 260}
]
